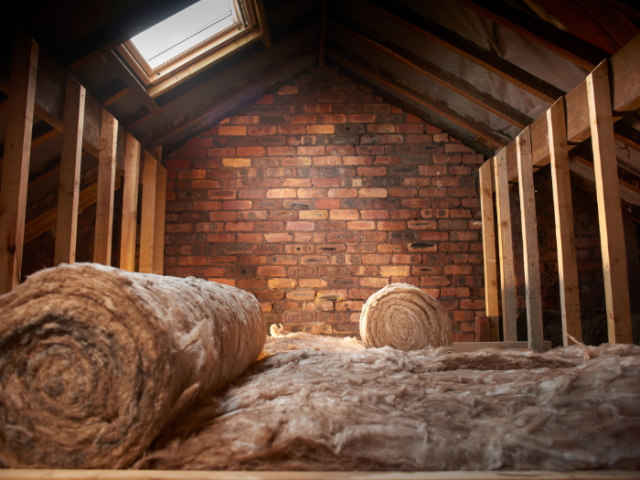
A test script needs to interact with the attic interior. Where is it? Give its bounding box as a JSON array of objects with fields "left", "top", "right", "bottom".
[{"left": 1, "top": 0, "right": 640, "bottom": 474}]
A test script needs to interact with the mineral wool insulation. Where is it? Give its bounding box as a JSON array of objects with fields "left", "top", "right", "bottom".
[{"left": 137, "top": 332, "right": 640, "bottom": 471}]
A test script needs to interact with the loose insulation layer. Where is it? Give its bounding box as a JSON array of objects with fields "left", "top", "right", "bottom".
[{"left": 137, "top": 334, "right": 640, "bottom": 471}]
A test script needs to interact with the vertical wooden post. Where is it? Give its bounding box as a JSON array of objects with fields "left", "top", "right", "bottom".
[
  {"left": 139, "top": 150, "right": 157, "bottom": 274},
  {"left": 54, "top": 75, "right": 85, "bottom": 266},
  {"left": 0, "top": 29, "right": 38, "bottom": 293},
  {"left": 479, "top": 160, "right": 500, "bottom": 341},
  {"left": 153, "top": 148, "right": 166, "bottom": 275},
  {"left": 493, "top": 148, "right": 518, "bottom": 341},
  {"left": 516, "top": 127, "right": 544, "bottom": 352},
  {"left": 119, "top": 133, "right": 141, "bottom": 272},
  {"left": 586, "top": 61, "right": 633, "bottom": 344},
  {"left": 93, "top": 109, "right": 118, "bottom": 265},
  {"left": 547, "top": 98, "right": 582, "bottom": 346}
]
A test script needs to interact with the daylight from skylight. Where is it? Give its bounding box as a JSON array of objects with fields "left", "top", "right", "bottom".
[{"left": 130, "top": 0, "right": 238, "bottom": 69}]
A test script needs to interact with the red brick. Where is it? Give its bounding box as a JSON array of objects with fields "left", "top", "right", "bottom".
[
  {"left": 374, "top": 156, "right": 402, "bottom": 165},
  {"left": 219, "top": 126, "right": 247, "bottom": 135},
  {"left": 377, "top": 221, "right": 406, "bottom": 231},
  {"left": 327, "top": 145, "right": 355, "bottom": 155},
  {"left": 396, "top": 124, "right": 424, "bottom": 134},
  {"left": 313, "top": 156, "right": 342, "bottom": 166},
  {"left": 297, "top": 146, "right": 325, "bottom": 155},
  {"left": 291, "top": 114, "right": 317, "bottom": 124},
  {"left": 315, "top": 199, "right": 341, "bottom": 209},
  {"left": 359, "top": 188, "right": 388, "bottom": 198},
  {"left": 282, "top": 157, "right": 311, "bottom": 166},
  {"left": 191, "top": 180, "right": 221, "bottom": 189},
  {"left": 361, "top": 210, "right": 389, "bottom": 220},
  {"left": 348, "top": 114, "right": 376, "bottom": 123},
  {"left": 388, "top": 188, "right": 417, "bottom": 197},
  {"left": 267, "top": 146, "right": 296, "bottom": 156},
  {"left": 224, "top": 222, "right": 254, "bottom": 232},
  {"left": 367, "top": 124, "right": 395, "bottom": 133},
  {"left": 248, "top": 126, "right": 277, "bottom": 135},
  {"left": 445, "top": 143, "right": 473, "bottom": 153},
  {"left": 405, "top": 134, "right": 433, "bottom": 143},
  {"left": 264, "top": 233, "right": 293, "bottom": 242},
  {"left": 307, "top": 124, "right": 335, "bottom": 134},
  {"left": 312, "top": 178, "right": 340, "bottom": 187},
  {"left": 208, "top": 190, "right": 237, "bottom": 199},
  {"left": 344, "top": 156, "right": 372, "bottom": 166},
  {"left": 421, "top": 276, "right": 451, "bottom": 287},
  {"left": 330, "top": 209, "right": 359, "bottom": 220},
  {"left": 267, "top": 188, "right": 296, "bottom": 199},
  {"left": 258, "top": 266, "right": 286, "bottom": 277},
  {"left": 207, "top": 233, "right": 235, "bottom": 242},
  {"left": 236, "top": 146, "right": 265, "bottom": 157},
  {"left": 357, "top": 167, "right": 386, "bottom": 176},
  {"left": 283, "top": 178, "right": 312, "bottom": 188},
  {"left": 231, "top": 115, "right": 259, "bottom": 124},
  {"left": 223, "top": 200, "right": 252, "bottom": 210},
  {"left": 319, "top": 114, "right": 347, "bottom": 123},
  {"left": 238, "top": 189, "right": 266, "bottom": 199},
  {"left": 347, "top": 221, "right": 376, "bottom": 230},
  {"left": 375, "top": 134, "right": 403, "bottom": 144},
  {"left": 406, "top": 114, "right": 422, "bottom": 123},
  {"left": 419, "top": 165, "right": 447, "bottom": 176},
  {"left": 286, "top": 221, "right": 314, "bottom": 231},
  {"left": 362, "top": 254, "right": 391, "bottom": 265},
  {"left": 277, "top": 125, "right": 305, "bottom": 135},
  {"left": 328, "top": 188, "right": 357, "bottom": 198}
]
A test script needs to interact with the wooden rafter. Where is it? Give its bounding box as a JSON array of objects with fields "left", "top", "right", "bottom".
[
  {"left": 576, "top": 0, "right": 640, "bottom": 48},
  {"left": 103, "top": 50, "right": 160, "bottom": 113},
  {"left": 331, "top": 19, "right": 533, "bottom": 129},
  {"left": 358, "top": 0, "right": 566, "bottom": 103},
  {"left": 452, "top": 0, "right": 607, "bottom": 69},
  {"left": 328, "top": 47, "right": 510, "bottom": 149}
]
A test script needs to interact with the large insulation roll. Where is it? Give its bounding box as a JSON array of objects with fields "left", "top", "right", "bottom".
[
  {"left": 360, "top": 283, "right": 452, "bottom": 351},
  {"left": 0, "top": 263, "right": 266, "bottom": 469}
]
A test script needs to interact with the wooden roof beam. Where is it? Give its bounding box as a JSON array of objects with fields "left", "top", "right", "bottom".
[
  {"left": 452, "top": 0, "right": 607, "bottom": 69},
  {"left": 328, "top": 47, "right": 511, "bottom": 150},
  {"left": 330, "top": 19, "right": 533, "bottom": 129},
  {"left": 358, "top": 0, "right": 566, "bottom": 104}
]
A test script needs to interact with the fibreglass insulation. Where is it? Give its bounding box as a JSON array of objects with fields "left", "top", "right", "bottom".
[
  {"left": 360, "top": 283, "right": 452, "bottom": 351},
  {"left": 137, "top": 334, "right": 640, "bottom": 471},
  {"left": 0, "top": 264, "right": 266, "bottom": 469}
]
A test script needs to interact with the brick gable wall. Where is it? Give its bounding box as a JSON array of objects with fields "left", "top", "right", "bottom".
[{"left": 163, "top": 67, "right": 486, "bottom": 338}]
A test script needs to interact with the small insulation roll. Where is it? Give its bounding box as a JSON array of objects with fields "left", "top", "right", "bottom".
[{"left": 360, "top": 283, "right": 452, "bottom": 351}]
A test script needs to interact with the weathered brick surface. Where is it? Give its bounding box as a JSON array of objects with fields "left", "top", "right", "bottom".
[{"left": 164, "top": 68, "right": 486, "bottom": 337}]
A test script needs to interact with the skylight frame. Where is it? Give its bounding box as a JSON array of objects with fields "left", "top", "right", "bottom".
[{"left": 117, "top": 0, "right": 260, "bottom": 94}]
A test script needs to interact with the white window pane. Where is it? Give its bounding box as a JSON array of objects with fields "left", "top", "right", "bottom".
[{"left": 131, "top": 0, "right": 238, "bottom": 69}]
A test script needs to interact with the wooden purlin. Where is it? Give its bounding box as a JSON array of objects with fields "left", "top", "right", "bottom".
[
  {"left": 54, "top": 75, "right": 86, "bottom": 266},
  {"left": 547, "top": 99, "right": 583, "bottom": 346},
  {"left": 0, "top": 30, "right": 38, "bottom": 293},
  {"left": 515, "top": 128, "right": 544, "bottom": 352},
  {"left": 479, "top": 161, "right": 500, "bottom": 341},
  {"left": 586, "top": 61, "right": 633, "bottom": 344}
]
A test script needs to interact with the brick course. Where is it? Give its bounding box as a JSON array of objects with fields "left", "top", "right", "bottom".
[{"left": 164, "top": 68, "right": 485, "bottom": 337}]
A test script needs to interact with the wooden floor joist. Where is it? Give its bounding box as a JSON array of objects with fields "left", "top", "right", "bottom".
[
  {"left": 54, "top": 75, "right": 85, "bottom": 266},
  {"left": 0, "top": 30, "right": 38, "bottom": 293},
  {"left": 547, "top": 98, "right": 583, "bottom": 346},
  {"left": 516, "top": 127, "right": 544, "bottom": 352},
  {"left": 586, "top": 61, "right": 633, "bottom": 344}
]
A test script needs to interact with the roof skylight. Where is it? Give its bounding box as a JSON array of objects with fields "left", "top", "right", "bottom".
[{"left": 130, "top": 0, "right": 240, "bottom": 70}]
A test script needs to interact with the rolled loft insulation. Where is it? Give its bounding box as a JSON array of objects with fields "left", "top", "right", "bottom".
[
  {"left": 360, "top": 283, "right": 452, "bottom": 351},
  {"left": 0, "top": 263, "right": 266, "bottom": 469}
]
